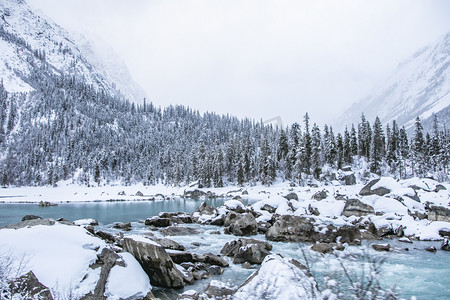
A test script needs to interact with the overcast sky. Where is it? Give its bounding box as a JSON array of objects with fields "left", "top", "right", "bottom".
[{"left": 28, "top": 0, "right": 450, "bottom": 126}]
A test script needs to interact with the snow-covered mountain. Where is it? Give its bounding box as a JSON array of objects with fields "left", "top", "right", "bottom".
[
  {"left": 0, "top": 0, "right": 146, "bottom": 102},
  {"left": 335, "top": 33, "right": 449, "bottom": 131}
]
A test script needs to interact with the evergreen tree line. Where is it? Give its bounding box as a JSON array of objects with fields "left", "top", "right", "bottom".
[
  {"left": 0, "top": 27, "right": 448, "bottom": 187},
  {"left": 1, "top": 72, "right": 448, "bottom": 188}
]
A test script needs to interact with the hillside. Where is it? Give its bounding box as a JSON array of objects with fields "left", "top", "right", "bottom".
[{"left": 335, "top": 33, "right": 449, "bottom": 131}]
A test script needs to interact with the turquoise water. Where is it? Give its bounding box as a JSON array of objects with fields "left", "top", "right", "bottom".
[
  {"left": 1, "top": 200, "right": 449, "bottom": 299},
  {"left": 0, "top": 198, "right": 227, "bottom": 227}
]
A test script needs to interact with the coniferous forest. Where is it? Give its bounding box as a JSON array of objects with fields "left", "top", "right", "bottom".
[
  {"left": 1, "top": 71, "right": 449, "bottom": 188},
  {"left": 0, "top": 24, "right": 449, "bottom": 188}
]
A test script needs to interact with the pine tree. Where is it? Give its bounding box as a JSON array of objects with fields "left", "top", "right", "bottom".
[
  {"left": 411, "top": 117, "right": 425, "bottom": 177},
  {"left": 311, "top": 124, "right": 322, "bottom": 178},
  {"left": 343, "top": 127, "right": 352, "bottom": 164},
  {"left": 370, "top": 117, "right": 385, "bottom": 175}
]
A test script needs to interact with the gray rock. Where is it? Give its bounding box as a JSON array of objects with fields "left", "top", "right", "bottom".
[
  {"left": 9, "top": 271, "right": 53, "bottom": 300},
  {"left": 113, "top": 222, "right": 132, "bottom": 231},
  {"left": 425, "top": 246, "right": 437, "bottom": 253},
  {"left": 185, "top": 189, "right": 207, "bottom": 199},
  {"left": 145, "top": 217, "right": 172, "bottom": 227},
  {"left": 312, "top": 190, "right": 328, "bottom": 200},
  {"left": 135, "top": 191, "right": 144, "bottom": 196},
  {"left": 194, "top": 202, "right": 218, "bottom": 216},
  {"left": 372, "top": 244, "right": 391, "bottom": 252},
  {"left": 95, "top": 230, "right": 117, "bottom": 243},
  {"left": 311, "top": 243, "right": 344, "bottom": 254},
  {"left": 200, "top": 253, "right": 229, "bottom": 267},
  {"left": 261, "top": 204, "right": 276, "bottom": 213},
  {"left": 161, "top": 226, "right": 201, "bottom": 236},
  {"left": 233, "top": 243, "right": 271, "bottom": 265},
  {"left": 284, "top": 192, "right": 298, "bottom": 200},
  {"left": 435, "top": 184, "right": 447, "bottom": 192},
  {"left": 2, "top": 218, "right": 55, "bottom": 229},
  {"left": 204, "top": 280, "right": 238, "bottom": 298},
  {"left": 428, "top": 206, "right": 450, "bottom": 222},
  {"left": 83, "top": 248, "right": 122, "bottom": 300},
  {"left": 207, "top": 265, "right": 224, "bottom": 275},
  {"left": 151, "top": 237, "right": 185, "bottom": 251},
  {"left": 341, "top": 199, "right": 375, "bottom": 217},
  {"left": 21, "top": 215, "right": 42, "bottom": 222},
  {"left": 169, "top": 251, "right": 196, "bottom": 264},
  {"left": 344, "top": 173, "right": 356, "bottom": 185},
  {"left": 359, "top": 179, "right": 391, "bottom": 196},
  {"left": 224, "top": 212, "right": 257, "bottom": 236},
  {"left": 441, "top": 238, "right": 450, "bottom": 251},
  {"left": 221, "top": 238, "right": 272, "bottom": 257},
  {"left": 123, "top": 237, "right": 185, "bottom": 288},
  {"left": 266, "top": 215, "right": 316, "bottom": 242}
]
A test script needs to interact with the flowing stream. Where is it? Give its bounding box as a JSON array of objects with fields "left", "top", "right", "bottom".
[{"left": 0, "top": 199, "right": 448, "bottom": 299}]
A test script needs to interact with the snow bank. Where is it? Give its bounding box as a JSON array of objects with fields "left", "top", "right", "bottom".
[
  {"left": 0, "top": 223, "right": 105, "bottom": 298},
  {"left": 0, "top": 223, "right": 152, "bottom": 299}
]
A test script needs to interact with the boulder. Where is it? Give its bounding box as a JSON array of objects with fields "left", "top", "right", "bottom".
[
  {"left": 311, "top": 243, "right": 344, "bottom": 254},
  {"left": 160, "top": 226, "right": 201, "bottom": 236},
  {"left": 399, "top": 237, "right": 413, "bottom": 244},
  {"left": 344, "top": 173, "right": 356, "bottom": 185},
  {"left": 135, "top": 191, "right": 144, "bottom": 196},
  {"left": 266, "top": 215, "right": 317, "bottom": 242},
  {"left": 372, "top": 244, "right": 391, "bottom": 252},
  {"left": 311, "top": 190, "right": 328, "bottom": 200},
  {"left": 435, "top": 184, "right": 447, "bottom": 192},
  {"left": 334, "top": 225, "right": 362, "bottom": 245},
  {"left": 169, "top": 251, "right": 196, "bottom": 264},
  {"left": 95, "top": 230, "right": 117, "bottom": 243},
  {"left": 284, "top": 192, "right": 299, "bottom": 201},
  {"left": 359, "top": 178, "right": 397, "bottom": 196},
  {"left": 21, "top": 215, "right": 42, "bottom": 222},
  {"left": 151, "top": 237, "right": 185, "bottom": 251},
  {"left": 145, "top": 217, "right": 172, "bottom": 227},
  {"left": 204, "top": 280, "right": 238, "bottom": 299},
  {"left": 2, "top": 218, "right": 55, "bottom": 229},
  {"left": 194, "top": 202, "right": 218, "bottom": 216},
  {"left": 200, "top": 253, "right": 229, "bottom": 267},
  {"left": 233, "top": 243, "right": 271, "bottom": 265},
  {"left": 113, "top": 222, "right": 132, "bottom": 231},
  {"left": 428, "top": 206, "right": 450, "bottom": 222},
  {"left": 261, "top": 204, "right": 276, "bottom": 213},
  {"left": 234, "top": 255, "right": 321, "bottom": 299},
  {"left": 425, "top": 246, "right": 437, "bottom": 253},
  {"left": 123, "top": 237, "right": 185, "bottom": 288},
  {"left": 441, "top": 238, "right": 450, "bottom": 251},
  {"left": 185, "top": 189, "right": 207, "bottom": 199},
  {"left": 341, "top": 199, "right": 375, "bottom": 217},
  {"left": 83, "top": 248, "right": 122, "bottom": 300},
  {"left": 206, "top": 265, "right": 224, "bottom": 276},
  {"left": 224, "top": 212, "right": 258, "bottom": 236},
  {"left": 8, "top": 271, "right": 53, "bottom": 300},
  {"left": 221, "top": 238, "right": 272, "bottom": 257}
]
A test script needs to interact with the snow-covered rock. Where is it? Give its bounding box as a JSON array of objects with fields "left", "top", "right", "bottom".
[
  {"left": 234, "top": 254, "right": 322, "bottom": 300},
  {"left": 0, "top": 221, "right": 151, "bottom": 299}
]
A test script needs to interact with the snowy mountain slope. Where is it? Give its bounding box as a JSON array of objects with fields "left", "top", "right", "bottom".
[
  {"left": 0, "top": 0, "right": 146, "bottom": 102},
  {"left": 334, "top": 32, "right": 449, "bottom": 131}
]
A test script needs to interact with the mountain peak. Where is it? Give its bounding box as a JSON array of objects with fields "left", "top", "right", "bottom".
[{"left": 334, "top": 32, "right": 449, "bottom": 131}]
